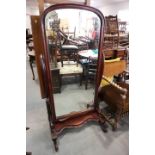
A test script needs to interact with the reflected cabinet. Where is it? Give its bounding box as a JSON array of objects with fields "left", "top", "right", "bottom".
[{"left": 40, "top": 3, "right": 106, "bottom": 151}]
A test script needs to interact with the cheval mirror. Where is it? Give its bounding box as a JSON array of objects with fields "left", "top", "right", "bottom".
[{"left": 40, "top": 3, "right": 105, "bottom": 151}]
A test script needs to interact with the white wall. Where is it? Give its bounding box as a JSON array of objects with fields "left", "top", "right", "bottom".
[
  {"left": 26, "top": 8, "right": 39, "bottom": 33},
  {"left": 26, "top": 4, "right": 51, "bottom": 32},
  {"left": 99, "top": 1, "right": 129, "bottom": 22}
]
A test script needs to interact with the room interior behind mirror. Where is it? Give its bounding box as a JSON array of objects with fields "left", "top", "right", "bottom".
[{"left": 45, "top": 9, "right": 101, "bottom": 117}]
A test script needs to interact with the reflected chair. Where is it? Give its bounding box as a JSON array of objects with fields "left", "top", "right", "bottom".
[
  {"left": 84, "top": 58, "right": 97, "bottom": 90},
  {"left": 50, "top": 20, "right": 79, "bottom": 67},
  {"left": 98, "top": 59, "right": 129, "bottom": 130},
  {"left": 56, "top": 29, "right": 88, "bottom": 67}
]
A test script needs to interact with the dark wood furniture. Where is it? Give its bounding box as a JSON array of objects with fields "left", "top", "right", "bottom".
[
  {"left": 103, "top": 48, "right": 128, "bottom": 60},
  {"left": 28, "top": 51, "right": 35, "bottom": 80},
  {"left": 60, "top": 45, "right": 79, "bottom": 67},
  {"left": 98, "top": 60, "right": 129, "bottom": 130},
  {"left": 56, "top": 29, "right": 87, "bottom": 67},
  {"left": 84, "top": 58, "right": 97, "bottom": 90},
  {"left": 58, "top": 63, "right": 83, "bottom": 88},
  {"left": 104, "top": 15, "right": 119, "bottom": 48},
  {"left": 40, "top": 4, "right": 106, "bottom": 151},
  {"left": 78, "top": 49, "right": 98, "bottom": 89},
  {"left": 118, "top": 21, "right": 129, "bottom": 48},
  {"left": 104, "top": 16, "right": 129, "bottom": 49},
  {"left": 61, "top": 72, "right": 83, "bottom": 88},
  {"left": 119, "top": 33, "right": 129, "bottom": 48},
  {"left": 78, "top": 49, "right": 98, "bottom": 87},
  {"left": 50, "top": 46, "right": 128, "bottom": 93},
  {"left": 119, "top": 21, "right": 127, "bottom": 34}
]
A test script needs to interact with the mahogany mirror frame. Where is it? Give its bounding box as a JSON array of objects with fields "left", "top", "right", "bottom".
[{"left": 40, "top": 3, "right": 105, "bottom": 151}]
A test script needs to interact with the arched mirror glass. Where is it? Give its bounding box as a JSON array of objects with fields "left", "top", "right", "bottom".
[{"left": 44, "top": 8, "right": 101, "bottom": 117}]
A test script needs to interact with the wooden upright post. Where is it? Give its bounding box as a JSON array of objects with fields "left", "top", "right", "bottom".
[
  {"left": 31, "top": 16, "right": 47, "bottom": 98},
  {"left": 38, "top": 0, "right": 44, "bottom": 15},
  {"left": 28, "top": 1, "right": 46, "bottom": 98},
  {"left": 45, "top": 0, "right": 85, "bottom": 5},
  {"left": 85, "top": 0, "right": 91, "bottom": 6}
]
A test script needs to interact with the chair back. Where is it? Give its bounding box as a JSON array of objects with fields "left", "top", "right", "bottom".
[
  {"left": 103, "top": 60, "right": 126, "bottom": 77},
  {"left": 104, "top": 15, "right": 120, "bottom": 49},
  {"left": 105, "top": 15, "right": 119, "bottom": 35},
  {"left": 87, "top": 58, "right": 97, "bottom": 74}
]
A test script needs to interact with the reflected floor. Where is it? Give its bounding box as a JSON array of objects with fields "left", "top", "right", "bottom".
[{"left": 54, "top": 76, "right": 94, "bottom": 117}]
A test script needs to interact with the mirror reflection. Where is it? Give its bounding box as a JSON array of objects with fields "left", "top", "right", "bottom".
[{"left": 45, "top": 9, "right": 101, "bottom": 116}]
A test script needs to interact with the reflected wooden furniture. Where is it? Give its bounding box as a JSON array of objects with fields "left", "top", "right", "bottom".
[
  {"left": 85, "top": 58, "right": 97, "bottom": 90},
  {"left": 98, "top": 60, "right": 129, "bottom": 130},
  {"left": 56, "top": 29, "right": 78, "bottom": 67},
  {"left": 48, "top": 37, "right": 59, "bottom": 67},
  {"left": 57, "top": 61, "right": 83, "bottom": 87},
  {"left": 56, "top": 29, "right": 88, "bottom": 67},
  {"left": 40, "top": 4, "right": 106, "bottom": 151},
  {"left": 78, "top": 49, "right": 98, "bottom": 89},
  {"left": 60, "top": 45, "right": 79, "bottom": 67}
]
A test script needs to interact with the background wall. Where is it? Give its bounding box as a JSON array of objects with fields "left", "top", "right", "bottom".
[
  {"left": 99, "top": 1, "right": 129, "bottom": 22},
  {"left": 26, "top": 1, "right": 129, "bottom": 33},
  {"left": 26, "top": 8, "right": 39, "bottom": 33}
]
